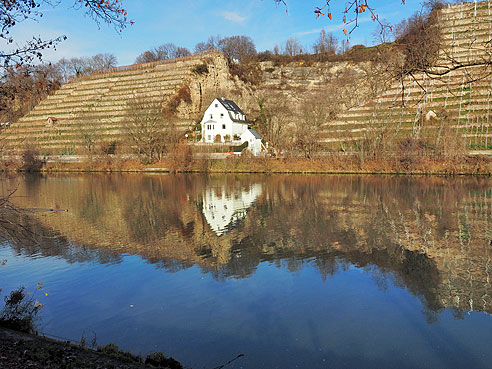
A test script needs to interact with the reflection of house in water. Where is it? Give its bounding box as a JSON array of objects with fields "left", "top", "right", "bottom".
[{"left": 202, "top": 183, "right": 262, "bottom": 236}]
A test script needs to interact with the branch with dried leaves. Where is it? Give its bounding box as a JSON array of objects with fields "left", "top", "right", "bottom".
[
  {"left": 274, "top": 0, "right": 397, "bottom": 36},
  {"left": 0, "top": 0, "right": 131, "bottom": 69}
]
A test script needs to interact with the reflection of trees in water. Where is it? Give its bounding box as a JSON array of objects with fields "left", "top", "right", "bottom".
[
  {"left": 3, "top": 174, "right": 492, "bottom": 317},
  {"left": 0, "top": 208, "right": 121, "bottom": 265},
  {"left": 198, "top": 175, "right": 492, "bottom": 317}
]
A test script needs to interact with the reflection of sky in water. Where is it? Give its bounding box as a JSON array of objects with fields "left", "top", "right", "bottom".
[
  {"left": 202, "top": 183, "right": 262, "bottom": 236},
  {"left": 1, "top": 174, "right": 492, "bottom": 368},
  {"left": 2, "top": 245, "right": 492, "bottom": 369}
]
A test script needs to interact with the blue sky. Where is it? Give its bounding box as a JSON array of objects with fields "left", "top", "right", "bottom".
[{"left": 7, "top": 0, "right": 426, "bottom": 66}]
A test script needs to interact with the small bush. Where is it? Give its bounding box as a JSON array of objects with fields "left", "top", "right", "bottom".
[
  {"left": 229, "top": 63, "right": 262, "bottom": 85},
  {"left": 166, "top": 84, "right": 192, "bottom": 116},
  {"left": 98, "top": 343, "right": 120, "bottom": 354},
  {"left": 168, "top": 140, "right": 193, "bottom": 172},
  {"left": 145, "top": 352, "right": 183, "bottom": 369},
  {"left": 192, "top": 64, "right": 208, "bottom": 75},
  {"left": 397, "top": 137, "right": 430, "bottom": 170},
  {"left": 21, "top": 149, "right": 43, "bottom": 172},
  {"left": 0, "top": 287, "right": 42, "bottom": 334}
]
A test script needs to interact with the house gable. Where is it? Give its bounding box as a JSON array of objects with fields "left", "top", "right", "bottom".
[
  {"left": 200, "top": 98, "right": 249, "bottom": 143},
  {"left": 202, "top": 99, "right": 231, "bottom": 124}
]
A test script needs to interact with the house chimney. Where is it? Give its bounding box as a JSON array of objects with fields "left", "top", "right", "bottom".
[{"left": 221, "top": 97, "right": 225, "bottom": 100}]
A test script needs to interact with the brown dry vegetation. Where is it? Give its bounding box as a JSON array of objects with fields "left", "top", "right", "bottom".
[{"left": 1, "top": 152, "right": 489, "bottom": 175}]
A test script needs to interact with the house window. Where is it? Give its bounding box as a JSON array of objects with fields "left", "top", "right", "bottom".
[
  {"left": 210, "top": 114, "right": 213, "bottom": 119},
  {"left": 208, "top": 135, "right": 211, "bottom": 141},
  {"left": 220, "top": 113, "right": 224, "bottom": 118},
  {"left": 215, "top": 104, "right": 218, "bottom": 108},
  {"left": 222, "top": 124, "right": 226, "bottom": 129}
]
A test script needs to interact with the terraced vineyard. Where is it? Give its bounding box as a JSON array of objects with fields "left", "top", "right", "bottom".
[
  {"left": 321, "top": 0, "right": 492, "bottom": 153},
  {"left": 4, "top": 52, "right": 228, "bottom": 153}
]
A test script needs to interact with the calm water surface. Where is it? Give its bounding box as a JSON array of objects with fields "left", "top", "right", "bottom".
[{"left": 1, "top": 174, "right": 492, "bottom": 368}]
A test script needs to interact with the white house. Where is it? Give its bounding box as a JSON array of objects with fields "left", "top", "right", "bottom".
[
  {"left": 201, "top": 97, "right": 266, "bottom": 156},
  {"left": 201, "top": 97, "right": 249, "bottom": 143}
]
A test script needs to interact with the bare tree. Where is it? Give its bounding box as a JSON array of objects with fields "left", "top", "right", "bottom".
[
  {"left": 257, "top": 95, "right": 292, "bottom": 153},
  {"left": 0, "top": 1, "right": 130, "bottom": 69},
  {"left": 87, "top": 53, "right": 118, "bottom": 71},
  {"left": 54, "top": 53, "right": 117, "bottom": 81},
  {"left": 313, "top": 30, "right": 338, "bottom": 54},
  {"left": 123, "top": 97, "right": 167, "bottom": 162},
  {"left": 372, "top": 19, "right": 394, "bottom": 44},
  {"left": 339, "top": 39, "right": 351, "bottom": 54},
  {"left": 283, "top": 38, "right": 303, "bottom": 56},
  {"left": 134, "top": 51, "right": 156, "bottom": 64},
  {"left": 194, "top": 35, "right": 222, "bottom": 54},
  {"left": 135, "top": 43, "right": 191, "bottom": 63},
  {"left": 79, "top": 105, "right": 99, "bottom": 156},
  {"left": 0, "top": 126, "right": 10, "bottom": 158},
  {"left": 218, "top": 35, "right": 257, "bottom": 62},
  {"left": 0, "top": 63, "right": 62, "bottom": 122},
  {"left": 175, "top": 47, "right": 191, "bottom": 58},
  {"left": 154, "top": 43, "right": 177, "bottom": 60},
  {"left": 294, "top": 95, "right": 328, "bottom": 158}
]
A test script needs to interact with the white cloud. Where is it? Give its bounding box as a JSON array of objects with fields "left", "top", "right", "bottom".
[{"left": 219, "top": 11, "right": 248, "bottom": 24}]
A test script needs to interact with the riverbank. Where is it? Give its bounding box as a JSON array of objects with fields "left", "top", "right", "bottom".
[
  {"left": 1, "top": 153, "right": 492, "bottom": 175},
  {"left": 0, "top": 327, "right": 182, "bottom": 369}
]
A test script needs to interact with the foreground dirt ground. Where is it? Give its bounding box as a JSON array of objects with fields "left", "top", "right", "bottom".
[{"left": 0, "top": 328, "right": 175, "bottom": 369}]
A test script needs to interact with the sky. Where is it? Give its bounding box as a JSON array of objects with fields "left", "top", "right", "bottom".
[{"left": 5, "top": 0, "right": 428, "bottom": 66}]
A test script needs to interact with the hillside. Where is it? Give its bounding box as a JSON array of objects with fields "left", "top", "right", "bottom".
[
  {"left": 3, "top": 1, "right": 492, "bottom": 156},
  {"left": 321, "top": 0, "right": 492, "bottom": 152},
  {"left": 3, "top": 52, "right": 250, "bottom": 153}
]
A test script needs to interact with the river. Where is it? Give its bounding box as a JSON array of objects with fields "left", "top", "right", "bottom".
[{"left": 1, "top": 173, "right": 491, "bottom": 368}]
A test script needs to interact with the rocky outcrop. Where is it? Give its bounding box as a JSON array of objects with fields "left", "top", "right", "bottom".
[{"left": 4, "top": 52, "right": 254, "bottom": 153}]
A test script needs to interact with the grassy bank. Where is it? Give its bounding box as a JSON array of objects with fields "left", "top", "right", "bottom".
[
  {"left": 1, "top": 153, "right": 492, "bottom": 175},
  {"left": 0, "top": 287, "right": 183, "bottom": 369},
  {"left": 0, "top": 327, "right": 182, "bottom": 369}
]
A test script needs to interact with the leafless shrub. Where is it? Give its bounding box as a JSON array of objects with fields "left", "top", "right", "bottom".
[
  {"left": 293, "top": 95, "right": 329, "bottom": 159},
  {"left": 435, "top": 120, "right": 467, "bottom": 160},
  {"left": 21, "top": 141, "right": 43, "bottom": 171},
  {"left": 256, "top": 94, "right": 293, "bottom": 154},
  {"left": 396, "top": 137, "right": 431, "bottom": 170},
  {"left": 123, "top": 97, "right": 167, "bottom": 162}
]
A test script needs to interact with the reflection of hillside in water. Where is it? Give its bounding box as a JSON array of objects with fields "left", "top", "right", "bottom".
[{"left": 2, "top": 174, "right": 492, "bottom": 317}]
